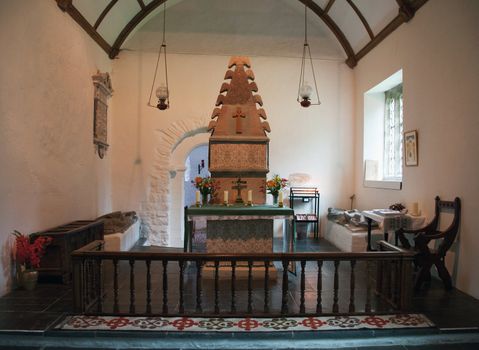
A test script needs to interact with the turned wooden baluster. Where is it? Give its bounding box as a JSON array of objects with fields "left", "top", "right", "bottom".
[
  {"left": 214, "top": 260, "right": 220, "bottom": 314},
  {"left": 316, "top": 260, "right": 323, "bottom": 314},
  {"left": 393, "top": 259, "right": 400, "bottom": 306},
  {"left": 96, "top": 258, "right": 102, "bottom": 313},
  {"left": 264, "top": 260, "right": 270, "bottom": 313},
  {"left": 146, "top": 260, "right": 152, "bottom": 314},
  {"left": 349, "top": 260, "right": 356, "bottom": 313},
  {"left": 333, "top": 260, "right": 340, "bottom": 313},
  {"left": 129, "top": 259, "right": 135, "bottom": 314},
  {"left": 281, "top": 259, "right": 289, "bottom": 314},
  {"left": 247, "top": 260, "right": 253, "bottom": 314},
  {"left": 365, "top": 260, "right": 372, "bottom": 312},
  {"left": 300, "top": 260, "right": 306, "bottom": 314},
  {"left": 179, "top": 260, "right": 185, "bottom": 314},
  {"left": 231, "top": 261, "right": 236, "bottom": 313},
  {"left": 84, "top": 260, "right": 89, "bottom": 307},
  {"left": 113, "top": 259, "right": 119, "bottom": 313},
  {"left": 196, "top": 260, "right": 203, "bottom": 313},
  {"left": 162, "top": 260, "right": 168, "bottom": 314}
]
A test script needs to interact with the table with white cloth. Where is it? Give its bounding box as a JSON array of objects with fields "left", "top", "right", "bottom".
[{"left": 362, "top": 210, "right": 426, "bottom": 251}]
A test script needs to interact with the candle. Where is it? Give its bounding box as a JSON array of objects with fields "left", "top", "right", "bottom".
[
  {"left": 411, "top": 202, "right": 418, "bottom": 216},
  {"left": 278, "top": 192, "right": 284, "bottom": 206},
  {"left": 224, "top": 190, "right": 228, "bottom": 204},
  {"left": 247, "top": 190, "right": 253, "bottom": 203},
  {"left": 195, "top": 191, "right": 200, "bottom": 205}
]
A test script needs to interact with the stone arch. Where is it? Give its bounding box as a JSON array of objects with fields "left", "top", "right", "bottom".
[{"left": 142, "top": 116, "right": 210, "bottom": 246}]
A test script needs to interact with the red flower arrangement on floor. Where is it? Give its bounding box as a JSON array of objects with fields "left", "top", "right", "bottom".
[{"left": 12, "top": 230, "right": 52, "bottom": 269}]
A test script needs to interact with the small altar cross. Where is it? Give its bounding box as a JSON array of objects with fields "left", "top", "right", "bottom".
[
  {"left": 232, "top": 107, "right": 246, "bottom": 134},
  {"left": 232, "top": 177, "right": 247, "bottom": 204}
]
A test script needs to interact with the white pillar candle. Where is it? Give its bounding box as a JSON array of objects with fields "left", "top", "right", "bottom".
[
  {"left": 411, "top": 202, "right": 418, "bottom": 216},
  {"left": 195, "top": 190, "right": 200, "bottom": 204},
  {"left": 278, "top": 191, "right": 283, "bottom": 205},
  {"left": 247, "top": 190, "right": 253, "bottom": 203},
  {"left": 224, "top": 190, "right": 228, "bottom": 204}
]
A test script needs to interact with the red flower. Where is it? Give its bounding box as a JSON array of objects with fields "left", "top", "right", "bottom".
[
  {"left": 191, "top": 176, "right": 218, "bottom": 196},
  {"left": 12, "top": 230, "right": 52, "bottom": 269}
]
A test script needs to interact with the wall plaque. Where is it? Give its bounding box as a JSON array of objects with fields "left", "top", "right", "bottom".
[{"left": 92, "top": 72, "right": 113, "bottom": 159}]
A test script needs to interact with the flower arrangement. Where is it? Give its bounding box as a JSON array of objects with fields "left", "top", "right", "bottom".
[
  {"left": 265, "top": 174, "right": 288, "bottom": 195},
  {"left": 192, "top": 176, "right": 219, "bottom": 196},
  {"left": 12, "top": 230, "right": 52, "bottom": 270}
]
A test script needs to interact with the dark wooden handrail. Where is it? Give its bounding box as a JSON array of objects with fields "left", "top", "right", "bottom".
[{"left": 73, "top": 240, "right": 413, "bottom": 260}]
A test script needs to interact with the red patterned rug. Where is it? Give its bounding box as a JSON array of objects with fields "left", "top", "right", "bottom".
[{"left": 59, "top": 314, "right": 434, "bottom": 332}]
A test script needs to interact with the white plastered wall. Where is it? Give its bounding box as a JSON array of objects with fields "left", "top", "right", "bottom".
[
  {"left": 0, "top": 1, "right": 112, "bottom": 295},
  {"left": 110, "top": 52, "right": 355, "bottom": 246},
  {"left": 353, "top": 0, "right": 479, "bottom": 298}
]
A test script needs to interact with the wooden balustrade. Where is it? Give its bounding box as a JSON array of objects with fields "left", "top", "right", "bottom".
[{"left": 72, "top": 240, "right": 415, "bottom": 317}]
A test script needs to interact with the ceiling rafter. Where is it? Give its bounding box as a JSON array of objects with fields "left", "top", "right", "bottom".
[
  {"left": 55, "top": 0, "right": 429, "bottom": 69},
  {"left": 298, "top": 0, "right": 357, "bottom": 68},
  {"left": 56, "top": 0, "right": 112, "bottom": 55},
  {"left": 346, "top": 0, "right": 374, "bottom": 40},
  {"left": 110, "top": 0, "right": 168, "bottom": 59},
  {"left": 355, "top": 0, "right": 428, "bottom": 62},
  {"left": 94, "top": 0, "right": 118, "bottom": 30},
  {"left": 137, "top": 0, "right": 146, "bottom": 10},
  {"left": 323, "top": 0, "right": 335, "bottom": 14}
]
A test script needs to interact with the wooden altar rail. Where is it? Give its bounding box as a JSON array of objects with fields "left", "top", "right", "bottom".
[{"left": 71, "top": 240, "right": 415, "bottom": 317}]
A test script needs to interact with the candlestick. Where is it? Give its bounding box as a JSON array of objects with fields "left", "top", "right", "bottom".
[
  {"left": 278, "top": 191, "right": 284, "bottom": 207},
  {"left": 195, "top": 191, "right": 200, "bottom": 207},
  {"left": 247, "top": 190, "right": 253, "bottom": 206},
  {"left": 224, "top": 190, "right": 228, "bottom": 205}
]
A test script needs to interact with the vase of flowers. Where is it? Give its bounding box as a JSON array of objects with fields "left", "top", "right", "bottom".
[
  {"left": 12, "top": 230, "right": 52, "bottom": 290},
  {"left": 265, "top": 174, "right": 288, "bottom": 205},
  {"left": 193, "top": 176, "right": 219, "bottom": 205}
]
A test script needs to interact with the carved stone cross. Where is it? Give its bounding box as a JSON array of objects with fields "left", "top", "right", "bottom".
[
  {"left": 232, "top": 177, "right": 247, "bottom": 203},
  {"left": 232, "top": 107, "right": 246, "bottom": 134}
]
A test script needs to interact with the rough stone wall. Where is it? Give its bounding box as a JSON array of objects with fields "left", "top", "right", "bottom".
[{"left": 142, "top": 117, "right": 209, "bottom": 246}]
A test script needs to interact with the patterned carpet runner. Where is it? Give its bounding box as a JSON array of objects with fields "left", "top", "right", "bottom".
[{"left": 60, "top": 314, "right": 434, "bottom": 332}]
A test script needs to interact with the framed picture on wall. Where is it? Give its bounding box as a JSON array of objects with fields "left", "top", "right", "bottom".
[{"left": 404, "top": 130, "right": 418, "bottom": 166}]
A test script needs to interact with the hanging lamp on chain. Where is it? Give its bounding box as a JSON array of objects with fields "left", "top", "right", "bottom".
[
  {"left": 147, "top": 2, "right": 170, "bottom": 110},
  {"left": 297, "top": 5, "right": 320, "bottom": 107}
]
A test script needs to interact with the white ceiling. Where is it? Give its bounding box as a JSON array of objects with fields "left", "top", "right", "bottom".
[
  {"left": 67, "top": 0, "right": 427, "bottom": 66},
  {"left": 124, "top": 0, "right": 345, "bottom": 59}
]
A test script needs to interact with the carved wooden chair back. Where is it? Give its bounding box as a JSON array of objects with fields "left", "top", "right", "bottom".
[
  {"left": 416, "top": 196, "right": 461, "bottom": 257},
  {"left": 396, "top": 196, "right": 461, "bottom": 290}
]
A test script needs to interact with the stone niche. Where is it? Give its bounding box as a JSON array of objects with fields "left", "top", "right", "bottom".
[{"left": 208, "top": 56, "right": 271, "bottom": 204}]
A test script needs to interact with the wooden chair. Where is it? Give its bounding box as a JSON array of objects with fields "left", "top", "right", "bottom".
[{"left": 396, "top": 196, "right": 461, "bottom": 291}]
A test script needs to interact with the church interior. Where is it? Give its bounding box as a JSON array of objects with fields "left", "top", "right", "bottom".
[{"left": 1, "top": 0, "right": 479, "bottom": 349}]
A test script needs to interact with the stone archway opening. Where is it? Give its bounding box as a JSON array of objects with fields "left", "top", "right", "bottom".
[{"left": 142, "top": 117, "right": 210, "bottom": 247}]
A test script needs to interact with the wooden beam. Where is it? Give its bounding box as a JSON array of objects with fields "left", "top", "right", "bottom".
[
  {"left": 396, "top": 0, "right": 415, "bottom": 21},
  {"left": 55, "top": 0, "right": 112, "bottom": 57},
  {"left": 94, "top": 0, "right": 118, "bottom": 30},
  {"left": 110, "top": 0, "right": 167, "bottom": 59},
  {"left": 354, "top": 0, "right": 429, "bottom": 64},
  {"left": 324, "top": 0, "right": 335, "bottom": 14},
  {"left": 346, "top": 0, "right": 374, "bottom": 40},
  {"left": 354, "top": 14, "right": 404, "bottom": 62},
  {"left": 137, "top": 0, "right": 146, "bottom": 9},
  {"left": 298, "top": 0, "right": 357, "bottom": 68}
]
